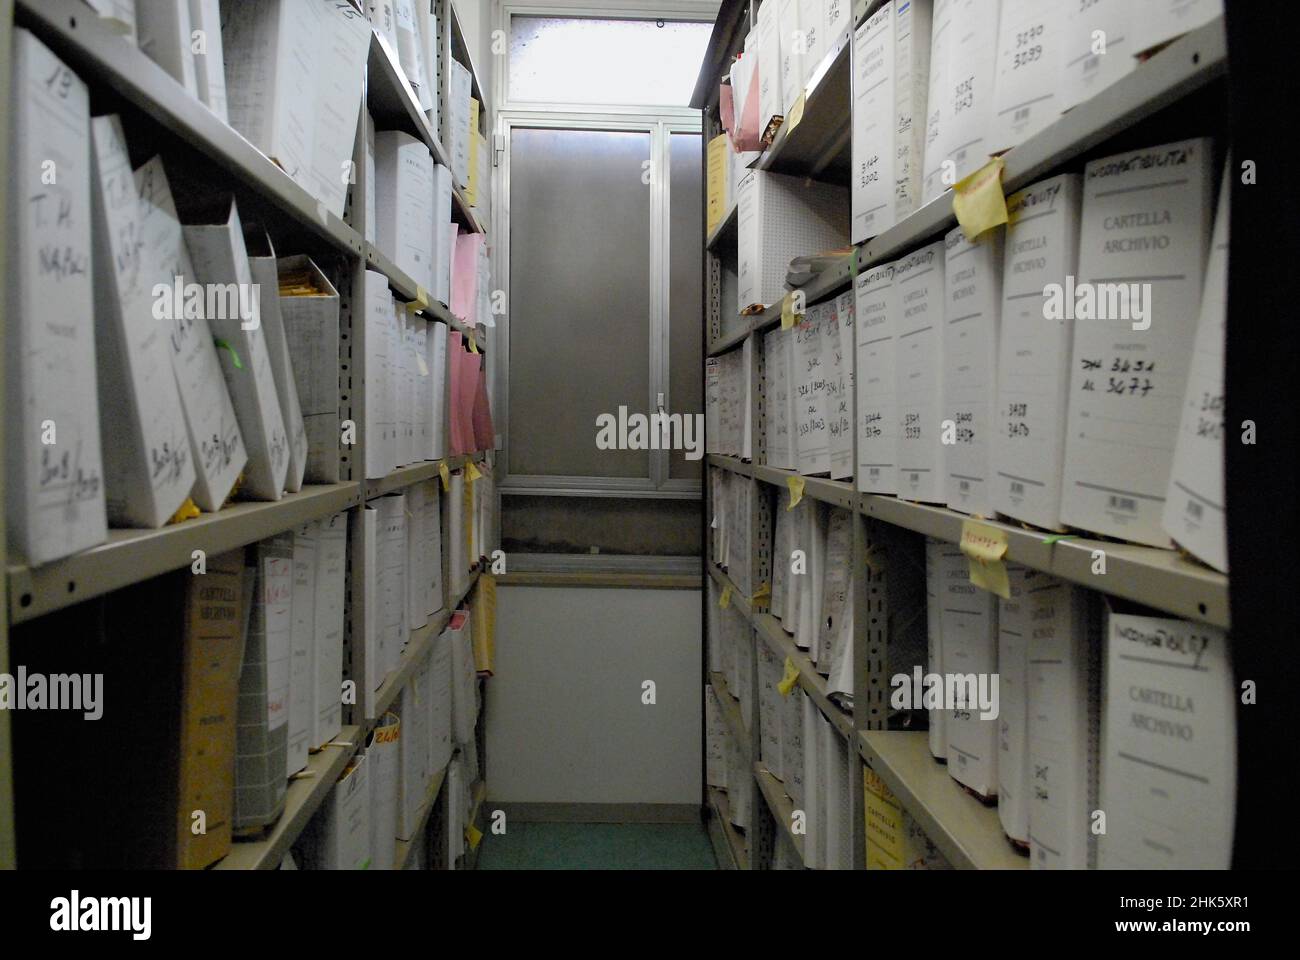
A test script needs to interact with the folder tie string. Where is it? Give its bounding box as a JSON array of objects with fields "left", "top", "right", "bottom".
[{"left": 213, "top": 338, "right": 243, "bottom": 369}]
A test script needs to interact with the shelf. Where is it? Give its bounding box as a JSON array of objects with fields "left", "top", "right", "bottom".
[
  {"left": 365, "top": 452, "right": 487, "bottom": 500},
  {"left": 857, "top": 730, "right": 1028, "bottom": 871},
  {"left": 447, "top": 0, "right": 487, "bottom": 113},
  {"left": 706, "top": 201, "right": 737, "bottom": 251},
  {"left": 17, "top": 0, "right": 365, "bottom": 259},
  {"left": 706, "top": 786, "right": 750, "bottom": 870},
  {"left": 752, "top": 613, "right": 855, "bottom": 741},
  {"left": 709, "top": 671, "right": 750, "bottom": 752},
  {"left": 754, "top": 30, "right": 852, "bottom": 182},
  {"left": 753, "top": 762, "right": 804, "bottom": 864},
  {"left": 752, "top": 463, "right": 858, "bottom": 511},
  {"left": 707, "top": 564, "right": 753, "bottom": 622},
  {"left": 8, "top": 483, "right": 361, "bottom": 625},
  {"left": 364, "top": 243, "right": 488, "bottom": 342},
  {"left": 214, "top": 726, "right": 363, "bottom": 870},
  {"left": 855, "top": 15, "right": 1227, "bottom": 271},
  {"left": 394, "top": 763, "right": 449, "bottom": 870},
  {"left": 708, "top": 454, "right": 1228, "bottom": 628},
  {"left": 707, "top": 453, "right": 752, "bottom": 477},
  {"left": 861, "top": 496, "right": 1229, "bottom": 628},
  {"left": 706, "top": 252, "right": 857, "bottom": 357}
]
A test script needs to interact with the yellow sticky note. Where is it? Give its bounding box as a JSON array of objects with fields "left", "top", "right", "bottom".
[
  {"left": 780, "top": 292, "right": 801, "bottom": 330},
  {"left": 786, "top": 92, "right": 806, "bottom": 132},
  {"left": 777, "top": 657, "right": 800, "bottom": 697},
  {"left": 706, "top": 134, "right": 729, "bottom": 236},
  {"left": 466, "top": 460, "right": 482, "bottom": 482},
  {"left": 465, "top": 822, "right": 483, "bottom": 851},
  {"left": 415, "top": 350, "right": 429, "bottom": 376},
  {"left": 468, "top": 333, "right": 479, "bottom": 354},
  {"left": 786, "top": 475, "right": 805, "bottom": 509},
  {"left": 406, "top": 285, "right": 429, "bottom": 313},
  {"left": 167, "top": 497, "right": 201, "bottom": 525},
  {"left": 952, "top": 156, "right": 1008, "bottom": 241},
  {"left": 439, "top": 461, "right": 450, "bottom": 491},
  {"left": 719, "top": 583, "right": 732, "bottom": 609},
  {"left": 959, "top": 518, "right": 1011, "bottom": 599},
  {"left": 751, "top": 582, "right": 771, "bottom": 604}
]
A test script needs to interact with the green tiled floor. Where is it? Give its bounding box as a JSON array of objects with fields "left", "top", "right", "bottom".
[{"left": 475, "top": 821, "right": 719, "bottom": 870}]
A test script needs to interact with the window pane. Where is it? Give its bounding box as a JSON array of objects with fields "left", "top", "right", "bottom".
[
  {"left": 509, "top": 127, "right": 651, "bottom": 478},
  {"left": 669, "top": 132, "right": 704, "bottom": 481},
  {"left": 509, "top": 17, "right": 712, "bottom": 106}
]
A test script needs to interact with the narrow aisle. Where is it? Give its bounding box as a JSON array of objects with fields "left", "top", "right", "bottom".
[{"left": 476, "top": 822, "right": 718, "bottom": 870}]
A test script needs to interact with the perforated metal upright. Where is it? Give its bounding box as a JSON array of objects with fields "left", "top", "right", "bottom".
[{"left": 0, "top": 0, "right": 14, "bottom": 875}]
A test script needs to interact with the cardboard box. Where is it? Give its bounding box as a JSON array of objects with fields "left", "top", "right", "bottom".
[{"left": 277, "top": 255, "right": 342, "bottom": 483}]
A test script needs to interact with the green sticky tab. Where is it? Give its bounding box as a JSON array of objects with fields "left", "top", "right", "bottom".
[
  {"left": 213, "top": 338, "right": 242, "bottom": 369},
  {"left": 1041, "top": 534, "right": 1077, "bottom": 545}
]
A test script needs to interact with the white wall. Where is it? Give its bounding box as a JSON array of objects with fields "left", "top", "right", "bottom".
[{"left": 486, "top": 585, "right": 702, "bottom": 805}]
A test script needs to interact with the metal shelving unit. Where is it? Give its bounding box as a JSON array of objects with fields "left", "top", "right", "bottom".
[
  {"left": 696, "top": 0, "right": 1235, "bottom": 870},
  {"left": 2, "top": 0, "right": 495, "bottom": 871},
  {"left": 706, "top": 787, "right": 749, "bottom": 870},
  {"left": 395, "top": 765, "right": 450, "bottom": 870}
]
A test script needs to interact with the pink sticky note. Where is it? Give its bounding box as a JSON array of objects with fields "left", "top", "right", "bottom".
[
  {"left": 448, "top": 330, "right": 467, "bottom": 455},
  {"left": 471, "top": 359, "right": 494, "bottom": 451}
]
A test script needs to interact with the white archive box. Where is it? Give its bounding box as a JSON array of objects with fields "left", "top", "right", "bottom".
[
  {"left": 431, "top": 163, "right": 455, "bottom": 307},
  {"left": 796, "top": 500, "right": 828, "bottom": 657},
  {"left": 777, "top": 0, "right": 804, "bottom": 118},
  {"left": 418, "top": 2, "right": 441, "bottom": 130},
  {"left": 736, "top": 169, "right": 849, "bottom": 313},
  {"left": 1026, "top": 579, "right": 1099, "bottom": 870},
  {"left": 798, "top": 0, "right": 827, "bottom": 89},
  {"left": 757, "top": 642, "right": 784, "bottom": 780},
  {"left": 6, "top": 30, "right": 108, "bottom": 564},
  {"left": 136, "top": 1, "right": 199, "bottom": 98},
  {"left": 780, "top": 681, "right": 805, "bottom": 811},
  {"left": 1061, "top": 138, "right": 1215, "bottom": 546},
  {"left": 1162, "top": 163, "right": 1229, "bottom": 573},
  {"left": 939, "top": 0, "right": 1003, "bottom": 185},
  {"left": 996, "top": 564, "right": 1035, "bottom": 846},
  {"left": 246, "top": 230, "right": 308, "bottom": 494},
  {"left": 1099, "top": 604, "right": 1234, "bottom": 869},
  {"left": 317, "top": 752, "right": 372, "bottom": 870},
  {"left": 794, "top": 306, "right": 832, "bottom": 476},
  {"left": 137, "top": 154, "right": 246, "bottom": 513},
  {"left": 428, "top": 627, "right": 454, "bottom": 776},
  {"left": 376, "top": 493, "right": 408, "bottom": 680},
  {"left": 924, "top": 538, "right": 946, "bottom": 760},
  {"left": 443, "top": 59, "right": 473, "bottom": 189},
  {"left": 427, "top": 319, "right": 450, "bottom": 461},
  {"left": 360, "top": 506, "right": 380, "bottom": 719},
  {"left": 920, "top": 0, "right": 954, "bottom": 205},
  {"left": 447, "top": 608, "right": 477, "bottom": 744},
  {"left": 363, "top": 109, "right": 378, "bottom": 244},
  {"left": 89, "top": 115, "right": 196, "bottom": 529},
  {"left": 989, "top": 0, "right": 1067, "bottom": 155},
  {"left": 184, "top": 199, "right": 291, "bottom": 501},
  {"left": 394, "top": 0, "right": 433, "bottom": 112},
  {"left": 313, "top": 510, "right": 348, "bottom": 749},
  {"left": 277, "top": 255, "right": 343, "bottom": 484},
  {"left": 705, "top": 685, "right": 728, "bottom": 789},
  {"left": 763, "top": 328, "right": 797, "bottom": 470},
  {"left": 1131, "top": 0, "right": 1222, "bottom": 55},
  {"left": 369, "top": 712, "right": 401, "bottom": 870},
  {"left": 935, "top": 541, "right": 998, "bottom": 800},
  {"left": 893, "top": 240, "right": 946, "bottom": 503},
  {"left": 362, "top": 269, "right": 398, "bottom": 479},
  {"left": 375, "top": 130, "right": 436, "bottom": 292},
  {"left": 420, "top": 478, "right": 445, "bottom": 617},
  {"left": 222, "top": 0, "right": 370, "bottom": 219},
  {"left": 756, "top": 0, "right": 782, "bottom": 138},
  {"left": 800, "top": 693, "right": 823, "bottom": 868},
  {"left": 892, "top": 0, "right": 933, "bottom": 224},
  {"left": 287, "top": 520, "right": 319, "bottom": 776},
  {"left": 234, "top": 534, "right": 293, "bottom": 832},
  {"left": 942, "top": 223, "right": 1004, "bottom": 517},
  {"left": 854, "top": 260, "right": 899, "bottom": 494},
  {"left": 824, "top": 291, "right": 855, "bottom": 480},
  {"left": 189, "top": 0, "right": 228, "bottom": 121},
  {"left": 851, "top": 3, "right": 895, "bottom": 244},
  {"left": 396, "top": 659, "right": 432, "bottom": 840},
  {"left": 1060, "top": 0, "right": 1135, "bottom": 113},
  {"left": 992, "top": 174, "right": 1082, "bottom": 531},
  {"left": 820, "top": 507, "right": 855, "bottom": 699}
]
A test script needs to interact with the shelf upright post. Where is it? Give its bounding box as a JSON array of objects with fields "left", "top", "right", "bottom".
[{"left": 0, "top": 0, "right": 14, "bottom": 874}]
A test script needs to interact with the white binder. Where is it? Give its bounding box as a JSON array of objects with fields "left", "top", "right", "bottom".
[
  {"left": 6, "top": 30, "right": 107, "bottom": 564},
  {"left": 183, "top": 199, "right": 290, "bottom": 500},
  {"left": 90, "top": 115, "right": 196, "bottom": 528}
]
